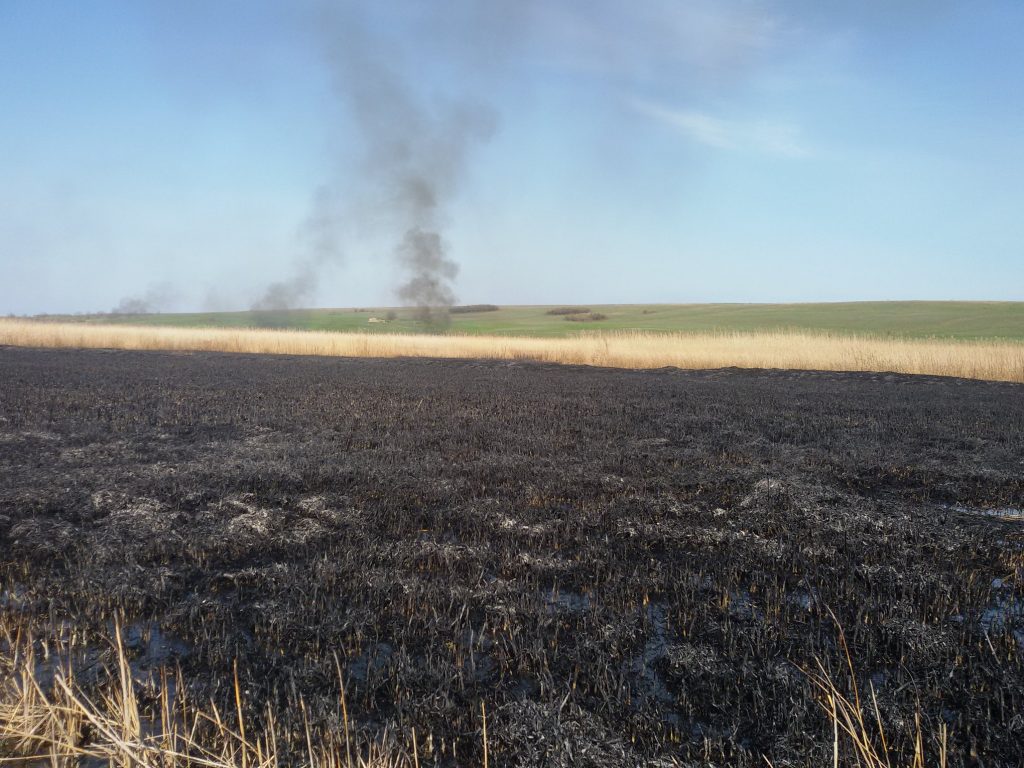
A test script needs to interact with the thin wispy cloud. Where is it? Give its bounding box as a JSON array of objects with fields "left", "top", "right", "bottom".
[
  {"left": 633, "top": 101, "right": 812, "bottom": 158},
  {"left": 530, "top": 0, "right": 783, "bottom": 85}
]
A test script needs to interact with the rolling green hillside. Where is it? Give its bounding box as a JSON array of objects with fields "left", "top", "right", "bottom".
[{"left": 42, "top": 302, "right": 1024, "bottom": 341}]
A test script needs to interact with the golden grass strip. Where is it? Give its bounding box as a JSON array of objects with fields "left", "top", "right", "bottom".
[{"left": 1, "top": 319, "right": 1022, "bottom": 383}]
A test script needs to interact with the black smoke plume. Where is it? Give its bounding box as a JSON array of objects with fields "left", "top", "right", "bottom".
[
  {"left": 111, "top": 282, "right": 179, "bottom": 315},
  {"left": 252, "top": 185, "right": 342, "bottom": 311},
  {"left": 252, "top": 6, "right": 496, "bottom": 325}
]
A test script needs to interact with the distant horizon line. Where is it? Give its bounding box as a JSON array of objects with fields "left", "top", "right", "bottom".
[{"left": 19, "top": 298, "right": 1024, "bottom": 317}]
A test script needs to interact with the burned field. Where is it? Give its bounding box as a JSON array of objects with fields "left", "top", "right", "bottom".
[{"left": 1, "top": 346, "right": 1023, "bottom": 766}]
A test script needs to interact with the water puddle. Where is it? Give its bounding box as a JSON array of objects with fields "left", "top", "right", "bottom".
[
  {"left": 947, "top": 505, "right": 1023, "bottom": 520},
  {"left": 16, "top": 620, "right": 189, "bottom": 696},
  {"left": 31, "top": 644, "right": 105, "bottom": 692},
  {"left": 123, "top": 621, "right": 191, "bottom": 679},
  {"left": 625, "top": 602, "right": 680, "bottom": 727},
  {"left": 980, "top": 591, "right": 1024, "bottom": 645},
  {"left": 346, "top": 641, "right": 395, "bottom": 683}
]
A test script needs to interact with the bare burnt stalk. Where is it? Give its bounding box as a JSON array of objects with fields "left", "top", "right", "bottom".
[{"left": 1, "top": 347, "right": 1022, "bottom": 766}]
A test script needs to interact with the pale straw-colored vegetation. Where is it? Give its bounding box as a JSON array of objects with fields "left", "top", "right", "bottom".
[
  {"left": 1, "top": 318, "right": 1022, "bottom": 383},
  {"left": 0, "top": 617, "right": 412, "bottom": 768}
]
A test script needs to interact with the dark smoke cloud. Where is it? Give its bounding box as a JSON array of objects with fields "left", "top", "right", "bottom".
[
  {"left": 331, "top": 20, "right": 496, "bottom": 325},
  {"left": 251, "top": 4, "right": 497, "bottom": 324},
  {"left": 252, "top": 184, "right": 343, "bottom": 310},
  {"left": 111, "top": 282, "right": 179, "bottom": 315},
  {"left": 251, "top": 268, "right": 316, "bottom": 311},
  {"left": 396, "top": 229, "right": 459, "bottom": 324}
]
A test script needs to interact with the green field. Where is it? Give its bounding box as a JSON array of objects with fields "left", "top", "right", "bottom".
[{"left": 43, "top": 301, "right": 1024, "bottom": 341}]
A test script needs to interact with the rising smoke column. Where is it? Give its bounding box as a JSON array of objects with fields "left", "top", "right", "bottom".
[
  {"left": 112, "top": 282, "right": 180, "bottom": 314},
  {"left": 252, "top": 6, "right": 495, "bottom": 323},
  {"left": 325, "top": 8, "right": 495, "bottom": 326},
  {"left": 252, "top": 186, "right": 342, "bottom": 310}
]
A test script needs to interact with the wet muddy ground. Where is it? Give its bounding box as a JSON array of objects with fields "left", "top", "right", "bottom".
[{"left": 1, "top": 346, "right": 1022, "bottom": 766}]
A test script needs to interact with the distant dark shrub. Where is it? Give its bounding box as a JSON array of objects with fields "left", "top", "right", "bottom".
[
  {"left": 546, "top": 307, "right": 591, "bottom": 316},
  {"left": 450, "top": 304, "right": 500, "bottom": 314},
  {"left": 565, "top": 312, "right": 608, "bottom": 322}
]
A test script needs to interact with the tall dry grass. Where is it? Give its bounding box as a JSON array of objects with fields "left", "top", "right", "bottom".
[
  {"left": 0, "top": 617, "right": 412, "bottom": 768},
  {"left": 0, "top": 318, "right": 1021, "bottom": 383},
  {"left": 798, "top": 613, "right": 950, "bottom": 768}
]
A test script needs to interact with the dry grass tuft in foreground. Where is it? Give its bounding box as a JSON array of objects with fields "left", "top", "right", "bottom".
[
  {"left": 798, "top": 614, "right": 950, "bottom": 768},
  {"left": 0, "top": 318, "right": 1022, "bottom": 383},
  {"left": 0, "top": 618, "right": 411, "bottom": 768}
]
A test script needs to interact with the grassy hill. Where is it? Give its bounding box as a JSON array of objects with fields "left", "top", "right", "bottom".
[{"left": 41, "top": 301, "right": 1024, "bottom": 341}]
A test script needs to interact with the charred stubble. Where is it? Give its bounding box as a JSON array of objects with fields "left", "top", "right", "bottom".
[{"left": 0, "top": 347, "right": 1022, "bottom": 766}]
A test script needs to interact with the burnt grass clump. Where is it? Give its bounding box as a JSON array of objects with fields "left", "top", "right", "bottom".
[{"left": 1, "top": 347, "right": 1023, "bottom": 766}]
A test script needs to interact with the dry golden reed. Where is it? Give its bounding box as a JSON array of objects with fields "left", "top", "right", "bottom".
[
  {"left": 0, "top": 617, "right": 410, "bottom": 768},
  {"left": 0, "top": 318, "right": 1021, "bottom": 383}
]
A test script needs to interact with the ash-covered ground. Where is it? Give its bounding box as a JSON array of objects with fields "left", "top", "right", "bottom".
[{"left": 1, "top": 347, "right": 1022, "bottom": 766}]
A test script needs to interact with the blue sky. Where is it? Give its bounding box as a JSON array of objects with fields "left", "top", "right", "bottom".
[{"left": 1, "top": 0, "right": 1022, "bottom": 314}]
